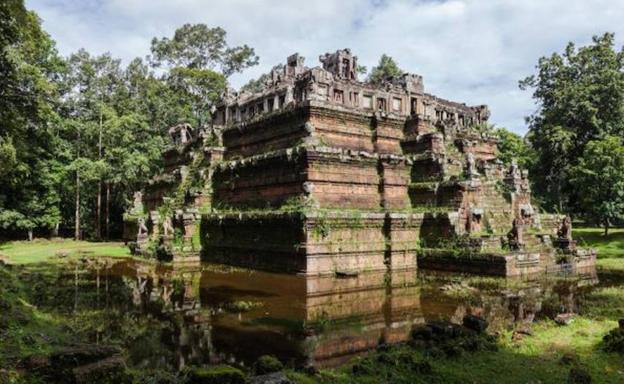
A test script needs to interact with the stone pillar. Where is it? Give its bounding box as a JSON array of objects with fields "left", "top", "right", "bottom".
[
  {"left": 285, "top": 86, "right": 294, "bottom": 104},
  {"left": 149, "top": 211, "right": 160, "bottom": 240},
  {"left": 182, "top": 209, "right": 199, "bottom": 252}
]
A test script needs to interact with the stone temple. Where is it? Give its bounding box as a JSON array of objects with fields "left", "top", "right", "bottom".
[{"left": 124, "top": 49, "right": 595, "bottom": 277}]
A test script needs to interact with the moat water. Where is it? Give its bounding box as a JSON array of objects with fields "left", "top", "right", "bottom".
[{"left": 19, "top": 258, "right": 617, "bottom": 371}]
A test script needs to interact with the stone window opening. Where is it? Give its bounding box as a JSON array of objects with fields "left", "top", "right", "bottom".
[
  {"left": 342, "top": 58, "right": 350, "bottom": 78},
  {"left": 435, "top": 110, "right": 441, "bottom": 121},
  {"left": 459, "top": 115, "right": 465, "bottom": 126},
  {"left": 257, "top": 102, "right": 264, "bottom": 114},
  {"left": 333, "top": 89, "right": 344, "bottom": 104},
  {"left": 363, "top": 95, "right": 373, "bottom": 109},
  {"left": 377, "top": 98, "right": 387, "bottom": 112},
  {"left": 279, "top": 94, "right": 286, "bottom": 108},
  {"left": 267, "top": 98, "right": 274, "bottom": 112},
  {"left": 410, "top": 97, "right": 418, "bottom": 115},
  {"left": 352, "top": 92, "right": 359, "bottom": 106},
  {"left": 469, "top": 208, "right": 484, "bottom": 233}
]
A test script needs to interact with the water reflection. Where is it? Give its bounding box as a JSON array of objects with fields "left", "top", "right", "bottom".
[{"left": 27, "top": 259, "right": 600, "bottom": 370}]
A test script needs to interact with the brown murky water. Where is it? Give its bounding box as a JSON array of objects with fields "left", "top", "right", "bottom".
[{"left": 22, "top": 259, "right": 610, "bottom": 370}]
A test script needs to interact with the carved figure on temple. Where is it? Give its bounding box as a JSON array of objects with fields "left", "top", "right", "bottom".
[
  {"left": 557, "top": 215, "right": 573, "bottom": 241},
  {"left": 466, "top": 153, "right": 479, "bottom": 178},
  {"left": 133, "top": 191, "right": 142, "bottom": 207},
  {"left": 507, "top": 218, "right": 524, "bottom": 250},
  {"left": 163, "top": 216, "right": 174, "bottom": 237},
  {"left": 137, "top": 217, "right": 148, "bottom": 237},
  {"left": 509, "top": 159, "right": 521, "bottom": 179},
  {"left": 169, "top": 123, "right": 194, "bottom": 145}
]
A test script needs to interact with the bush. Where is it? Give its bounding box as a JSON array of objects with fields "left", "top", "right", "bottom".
[
  {"left": 155, "top": 243, "right": 173, "bottom": 262},
  {"left": 188, "top": 365, "right": 245, "bottom": 384},
  {"left": 254, "top": 355, "right": 283, "bottom": 375},
  {"left": 410, "top": 320, "right": 498, "bottom": 358},
  {"left": 128, "top": 242, "right": 138, "bottom": 255},
  {"left": 602, "top": 327, "right": 624, "bottom": 353},
  {"left": 567, "top": 367, "right": 592, "bottom": 384},
  {"left": 463, "top": 315, "right": 488, "bottom": 334}
]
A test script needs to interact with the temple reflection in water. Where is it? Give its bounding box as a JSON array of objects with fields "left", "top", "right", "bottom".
[{"left": 58, "top": 259, "right": 598, "bottom": 370}]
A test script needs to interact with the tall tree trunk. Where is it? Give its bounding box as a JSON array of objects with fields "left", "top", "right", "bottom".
[
  {"left": 96, "top": 182, "right": 101, "bottom": 240},
  {"left": 604, "top": 219, "right": 610, "bottom": 236},
  {"left": 75, "top": 129, "right": 81, "bottom": 241},
  {"left": 95, "top": 110, "right": 103, "bottom": 240},
  {"left": 28, "top": 230, "right": 33, "bottom": 241},
  {"left": 105, "top": 182, "right": 111, "bottom": 240},
  {"left": 75, "top": 170, "right": 80, "bottom": 240}
]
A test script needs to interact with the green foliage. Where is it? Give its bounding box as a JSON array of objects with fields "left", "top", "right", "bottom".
[
  {"left": 493, "top": 127, "right": 535, "bottom": 168},
  {"left": 367, "top": 54, "right": 403, "bottom": 84},
  {"left": 571, "top": 136, "right": 624, "bottom": 233},
  {"left": 0, "top": 1, "right": 65, "bottom": 238},
  {"left": 311, "top": 215, "right": 331, "bottom": 239},
  {"left": 602, "top": 327, "right": 624, "bottom": 354},
  {"left": 149, "top": 23, "right": 258, "bottom": 127},
  {"left": 254, "top": 355, "right": 284, "bottom": 375},
  {"left": 150, "top": 24, "right": 258, "bottom": 77},
  {"left": 495, "top": 180, "right": 513, "bottom": 203},
  {"left": 0, "top": 4, "right": 259, "bottom": 240},
  {"left": 0, "top": 136, "right": 17, "bottom": 177},
  {"left": 57, "top": 48, "right": 166, "bottom": 239},
  {"left": 187, "top": 365, "right": 245, "bottom": 384},
  {"left": 240, "top": 64, "right": 284, "bottom": 94},
  {"left": 520, "top": 33, "right": 624, "bottom": 212}
]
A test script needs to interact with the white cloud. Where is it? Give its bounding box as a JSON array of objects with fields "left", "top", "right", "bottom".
[{"left": 26, "top": 0, "right": 624, "bottom": 134}]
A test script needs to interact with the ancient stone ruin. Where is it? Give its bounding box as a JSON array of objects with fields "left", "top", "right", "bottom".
[{"left": 124, "top": 49, "right": 595, "bottom": 277}]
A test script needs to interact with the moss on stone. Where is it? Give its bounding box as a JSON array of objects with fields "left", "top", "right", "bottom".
[
  {"left": 188, "top": 365, "right": 245, "bottom": 384},
  {"left": 254, "top": 355, "right": 284, "bottom": 375}
]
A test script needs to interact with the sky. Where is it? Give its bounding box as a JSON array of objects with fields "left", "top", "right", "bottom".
[{"left": 26, "top": 0, "right": 624, "bottom": 134}]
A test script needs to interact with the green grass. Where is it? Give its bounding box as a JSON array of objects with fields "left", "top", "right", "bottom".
[
  {"left": 597, "top": 258, "right": 624, "bottom": 273},
  {"left": 0, "top": 265, "right": 76, "bottom": 371},
  {"left": 0, "top": 238, "right": 131, "bottom": 264},
  {"left": 573, "top": 227, "right": 624, "bottom": 259},
  {"left": 289, "top": 318, "right": 623, "bottom": 384}
]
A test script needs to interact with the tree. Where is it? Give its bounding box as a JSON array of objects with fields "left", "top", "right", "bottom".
[
  {"left": 150, "top": 24, "right": 258, "bottom": 76},
  {"left": 493, "top": 128, "right": 535, "bottom": 169},
  {"left": 240, "top": 64, "right": 284, "bottom": 94},
  {"left": 150, "top": 24, "right": 258, "bottom": 127},
  {"left": 58, "top": 51, "right": 166, "bottom": 240},
  {"left": 367, "top": 54, "right": 403, "bottom": 84},
  {"left": 571, "top": 136, "right": 624, "bottom": 235},
  {"left": 520, "top": 33, "right": 624, "bottom": 212},
  {"left": 1, "top": 8, "right": 260, "bottom": 240},
  {"left": 0, "top": 1, "right": 65, "bottom": 240}
]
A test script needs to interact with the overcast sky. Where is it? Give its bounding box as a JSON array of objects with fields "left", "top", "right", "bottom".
[{"left": 26, "top": 0, "right": 624, "bottom": 134}]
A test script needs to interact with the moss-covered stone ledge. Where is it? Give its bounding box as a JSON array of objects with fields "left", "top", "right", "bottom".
[{"left": 201, "top": 210, "right": 442, "bottom": 275}]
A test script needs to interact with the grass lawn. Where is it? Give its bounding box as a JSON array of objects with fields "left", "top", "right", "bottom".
[
  {"left": 573, "top": 227, "right": 624, "bottom": 259},
  {"left": 0, "top": 238, "right": 131, "bottom": 264}
]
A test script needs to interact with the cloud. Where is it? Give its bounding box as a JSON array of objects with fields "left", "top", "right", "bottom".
[{"left": 26, "top": 0, "right": 624, "bottom": 134}]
